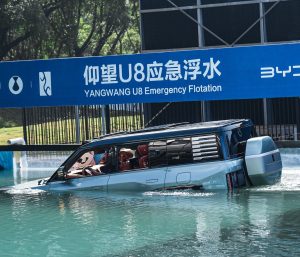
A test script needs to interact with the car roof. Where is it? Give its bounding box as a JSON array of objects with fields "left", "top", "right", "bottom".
[{"left": 83, "top": 119, "right": 253, "bottom": 149}]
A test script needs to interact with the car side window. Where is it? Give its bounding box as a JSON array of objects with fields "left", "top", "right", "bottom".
[
  {"left": 65, "top": 146, "right": 117, "bottom": 178},
  {"left": 148, "top": 140, "right": 167, "bottom": 168},
  {"left": 166, "top": 137, "right": 193, "bottom": 165},
  {"left": 115, "top": 142, "right": 153, "bottom": 172}
]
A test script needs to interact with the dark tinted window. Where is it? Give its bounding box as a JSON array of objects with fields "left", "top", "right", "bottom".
[
  {"left": 141, "top": 10, "right": 198, "bottom": 50},
  {"left": 202, "top": 4, "right": 260, "bottom": 46},
  {"left": 149, "top": 135, "right": 222, "bottom": 167},
  {"left": 141, "top": 0, "right": 196, "bottom": 10},
  {"left": 265, "top": 0, "right": 300, "bottom": 42},
  {"left": 148, "top": 140, "right": 167, "bottom": 167},
  {"left": 202, "top": 0, "right": 251, "bottom": 4},
  {"left": 166, "top": 138, "right": 193, "bottom": 165}
]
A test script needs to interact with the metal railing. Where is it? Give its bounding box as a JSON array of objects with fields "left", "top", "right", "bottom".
[
  {"left": 24, "top": 104, "right": 144, "bottom": 145},
  {"left": 255, "top": 124, "right": 298, "bottom": 141}
]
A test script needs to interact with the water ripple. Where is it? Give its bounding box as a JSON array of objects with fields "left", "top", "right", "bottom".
[
  {"left": 143, "top": 190, "right": 215, "bottom": 197},
  {"left": 1, "top": 160, "right": 300, "bottom": 256}
]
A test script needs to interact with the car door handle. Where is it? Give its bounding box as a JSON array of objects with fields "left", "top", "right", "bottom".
[{"left": 146, "top": 178, "right": 159, "bottom": 184}]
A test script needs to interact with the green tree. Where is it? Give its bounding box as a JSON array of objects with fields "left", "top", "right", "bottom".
[
  {"left": 0, "top": 0, "right": 140, "bottom": 60},
  {"left": 0, "top": 0, "right": 60, "bottom": 60}
]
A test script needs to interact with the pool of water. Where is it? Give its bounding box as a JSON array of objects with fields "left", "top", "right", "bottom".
[{"left": 0, "top": 151, "right": 300, "bottom": 257}]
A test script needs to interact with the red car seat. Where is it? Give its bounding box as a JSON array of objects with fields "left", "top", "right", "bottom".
[{"left": 137, "top": 144, "right": 148, "bottom": 168}]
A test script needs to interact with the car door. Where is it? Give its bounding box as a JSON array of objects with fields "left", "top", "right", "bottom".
[
  {"left": 107, "top": 167, "right": 167, "bottom": 191},
  {"left": 108, "top": 140, "right": 167, "bottom": 191},
  {"left": 164, "top": 137, "right": 193, "bottom": 188}
]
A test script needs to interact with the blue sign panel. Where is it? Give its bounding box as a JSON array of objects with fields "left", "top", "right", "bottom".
[{"left": 0, "top": 42, "right": 300, "bottom": 108}]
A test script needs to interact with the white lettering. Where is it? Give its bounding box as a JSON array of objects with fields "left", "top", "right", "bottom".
[
  {"left": 293, "top": 65, "right": 300, "bottom": 77},
  {"left": 144, "top": 86, "right": 187, "bottom": 96},
  {"left": 84, "top": 66, "right": 99, "bottom": 85},
  {"left": 188, "top": 84, "right": 222, "bottom": 93},
  {"left": 134, "top": 63, "right": 145, "bottom": 82},
  {"left": 165, "top": 60, "right": 182, "bottom": 81},
  {"left": 84, "top": 88, "right": 131, "bottom": 97},
  {"left": 183, "top": 59, "right": 201, "bottom": 80},
  {"left": 275, "top": 66, "right": 291, "bottom": 77},
  {"left": 203, "top": 58, "right": 221, "bottom": 79},
  {"left": 261, "top": 65, "right": 300, "bottom": 78},
  {"left": 119, "top": 64, "right": 132, "bottom": 83},
  {"left": 101, "top": 64, "right": 118, "bottom": 84},
  {"left": 147, "top": 61, "right": 163, "bottom": 82},
  {"left": 261, "top": 67, "right": 275, "bottom": 78}
]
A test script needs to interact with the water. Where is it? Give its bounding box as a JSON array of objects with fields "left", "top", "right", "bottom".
[{"left": 0, "top": 151, "right": 300, "bottom": 257}]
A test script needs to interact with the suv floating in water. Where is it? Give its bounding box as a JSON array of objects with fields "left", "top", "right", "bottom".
[{"left": 12, "top": 119, "right": 282, "bottom": 192}]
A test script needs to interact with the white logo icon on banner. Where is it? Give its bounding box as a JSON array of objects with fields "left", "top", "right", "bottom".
[
  {"left": 8, "top": 76, "right": 23, "bottom": 95},
  {"left": 39, "top": 71, "right": 52, "bottom": 96}
]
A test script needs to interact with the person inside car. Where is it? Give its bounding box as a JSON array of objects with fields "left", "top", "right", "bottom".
[{"left": 118, "top": 148, "right": 135, "bottom": 171}]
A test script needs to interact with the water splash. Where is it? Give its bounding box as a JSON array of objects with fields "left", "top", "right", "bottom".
[
  {"left": 5, "top": 188, "right": 46, "bottom": 195},
  {"left": 249, "top": 169, "right": 300, "bottom": 192},
  {"left": 280, "top": 148, "right": 300, "bottom": 170},
  {"left": 143, "top": 190, "right": 215, "bottom": 197}
]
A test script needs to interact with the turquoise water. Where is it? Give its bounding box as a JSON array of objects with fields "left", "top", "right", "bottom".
[{"left": 1, "top": 152, "right": 300, "bottom": 257}]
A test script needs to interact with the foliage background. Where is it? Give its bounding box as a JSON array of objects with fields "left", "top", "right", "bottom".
[
  {"left": 0, "top": 0, "right": 141, "bottom": 129},
  {"left": 0, "top": 0, "right": 140, "bottom": 60}
]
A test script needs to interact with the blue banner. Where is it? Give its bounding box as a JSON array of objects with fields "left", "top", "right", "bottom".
[{"left": 0, "top": 42, "right": 300, "bottom": 108}]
